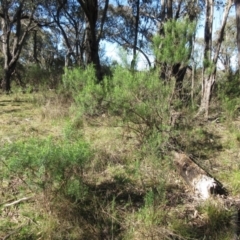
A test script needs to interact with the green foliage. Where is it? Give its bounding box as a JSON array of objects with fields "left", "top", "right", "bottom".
[
  {"left": 106, "top": 66, "right": 174, "bottom": 140},
  {"left": 203, "top": 56, "right": 216, "bottom": 75},
  {"left": 62, "top": 65, "right": 106, "bottom": 116},
  {"left": 22, "top": 64, "right": 62, "bottom": 90},
  {"left": 0, "top": 136, "right": 91, "bottom": 200},
  {"left": 153, "top": 19, "right": 196, "bottom": 66},
  {"left": 217, "top": 73, "right": 240, "bottom": 120},
  {"left": 170, "top": 218, "right": 197, "bottom": 239},
  {"left": 63, "top": 65, "right": 175, "bottom": 146},
  {"left": 226, "top": 170, "right": 240, "bottom": 195},
  {"left": 137, "top": 189, "right": 167, "bottom": 226}
]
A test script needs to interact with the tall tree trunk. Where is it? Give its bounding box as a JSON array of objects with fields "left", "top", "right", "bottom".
[
  {"left": 0, "top": 2, "right": 35, "bottom": 92},
  {"left": 33, "top": 30, "right": 40, "bottom": 65},
  {"left": 172, "top": 64, "right": 188, "bottom": 96},
  {"left": 197, "top": 0, "right": 232, "bottom": 119},
  {"left": 2, "top": 69, "right": 12, "bottom": 93},
  {"left": 78, "top": 0, "right": 104, "bottom": 82},
  {"left": 131, "top": 0, "right": 140, "bottom": 70},
  {"left": 167, "top": 0, "right": 173, "bottom": 19},
  {"left": 85, "top": 19, "right": 102, "bottom": 81},
  {"left": 236, "top": 0, "right": 240, "bottom": 68},
  {"left": 1, "top": 13, "right": 11, "bottom": 92}
]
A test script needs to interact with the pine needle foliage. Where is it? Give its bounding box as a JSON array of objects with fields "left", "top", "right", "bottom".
[{"left": 153, "top": 19, "right": 196, "bottom": 66}]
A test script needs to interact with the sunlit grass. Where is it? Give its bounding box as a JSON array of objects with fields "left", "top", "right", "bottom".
[{"left": 1, "top": 86, "right": 240, "bottom": 239}]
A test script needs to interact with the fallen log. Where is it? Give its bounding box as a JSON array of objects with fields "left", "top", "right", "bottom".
[{"left": 172, "top": 151, "right": 227, "bottom": 199}]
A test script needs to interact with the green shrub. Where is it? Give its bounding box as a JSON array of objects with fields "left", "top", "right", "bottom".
[
  {"left": 63, "top": 65, "right": 175, "bottom": 146},
  {"left": 22, "top": 64, "right": 61, "bottom": 90},
  {"left": 105, "top": 67, "right": 174, "bottom": 141},
  {"left": 1, "top": 136, "right": 92, "bottom": 200},
  {"left": 153, "top": 19, "right": 196, "bottom": 67},
  {"left": 197, "top": 200, "right": 233, "bottom": 237},
  {"left": 62, "top": 65, "right": 106, "bottom": 116},
  {"left": 217, "top": 73, "right": 240, "bottom": 120}
]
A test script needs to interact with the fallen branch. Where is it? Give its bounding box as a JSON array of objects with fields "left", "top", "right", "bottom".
[
  {"left": 4, "top": 196, "right": 33, "bottom": 207},
  {"left": 172, "top": 151, "right": 227, "bottom": 199}
]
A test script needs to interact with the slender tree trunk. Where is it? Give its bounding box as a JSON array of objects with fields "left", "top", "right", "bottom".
[
  {"left": 197, "top": 0, "right": 232, "bottom": 118},
  {"left": 33, "top": 31, "right": 40, "bottom": 65},
  {"left": 131, "top": 0, "right": 140, "bottom": 70},
  {"left": 167, "top": 0, "right": 173, "bottom": 19},
  {"left": 198, "top": 0, "right": 214, "bottom": 118},
  {"left": 236, "top": 0, "right": 240, "bottom": 68},
  {"left": 199, "top": 74, "right": 215, "bottom": 118}
]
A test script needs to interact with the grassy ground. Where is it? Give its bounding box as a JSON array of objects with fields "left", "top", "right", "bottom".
[{"left": 0, "top": 91, "right": 240, "bottom": 239}]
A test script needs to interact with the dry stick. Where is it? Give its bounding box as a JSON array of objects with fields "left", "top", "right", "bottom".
[
  {"left": 0, "top": 197, "right": 15, "bottom": 207},
  {"left": 4, "top": 196, "right": 33, "bottom": 207}
]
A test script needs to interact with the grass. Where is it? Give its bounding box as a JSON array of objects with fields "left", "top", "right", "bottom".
[{"left": 1, "top": 90, "right": 240, "bottom": 239}]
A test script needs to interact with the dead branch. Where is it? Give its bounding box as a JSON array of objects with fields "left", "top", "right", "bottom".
[
  {"left": 172, "top": 151, "right": 227, "bottom": 199},
  {"left": 3, "top": 196, "right": 33, "bottom": 207}
]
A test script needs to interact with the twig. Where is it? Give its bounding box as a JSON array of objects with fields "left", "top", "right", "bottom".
[
  {"left": 0, "top": 197, "right": 15, "bottom": 207},
  {"left": 4, "top": 196, "right": 33, "bottom": 207}
]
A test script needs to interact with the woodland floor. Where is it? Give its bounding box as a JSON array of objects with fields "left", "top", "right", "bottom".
[{"left": 1, "top": 91, "right": 240, "bottom": 239}]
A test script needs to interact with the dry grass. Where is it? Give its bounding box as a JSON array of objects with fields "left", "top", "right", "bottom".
[
  {"left": 0, "top": 92, "right": 67, "bottom": 143},
  {"left": 1, "top": 91, "right": 240, "bottom": 239}
]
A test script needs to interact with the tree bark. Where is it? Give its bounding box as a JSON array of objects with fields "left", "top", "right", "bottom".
[
  {"left": 131, "top": 0, "right": 140, "bottom": 70},
  {"left": 197, "top": 0, "right": 232, "bottom": 119},
  {"left": 0, "top": 2, "right": 36, "bottom": 92},
  {"left": 236, "top": 0, "right": 240, "bottom": 68},
  {"left": 173, "top": 152, "right": 227, "bottom": 199},
  {"left": 78, "top": 0, "right": 109, "bottom": 82}
]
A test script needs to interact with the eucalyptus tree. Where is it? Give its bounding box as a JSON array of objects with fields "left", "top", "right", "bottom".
[
  {"left": 213, "top": 16, "right": 237, "bottom": 73},
  {"left": 0, "top": 0, "right": 48, "bottom": 92},
  {"left": 77, "top": 0, "right": 109, "bottom": 81},
  {"left": 235, "top": 0, "right": 240, "bottom": 68},
  {"left": 44, "top": 0, "right": 86, "bottom": 68},
  {"left": 105, "top": 0, "right": 156, "bottom": 69},
  {"left": 197, "top": 0, "right": 233, "bottom": 118},
  {"left": 22, "top": 27, "right": 63, "bottom": 70}
]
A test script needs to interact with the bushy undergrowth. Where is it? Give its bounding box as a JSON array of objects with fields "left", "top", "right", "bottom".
[
  {"left": 63, "top": 65, "right": 175, "bottom": 147},
  {"left": 1, "top": 64, "right": 239, "bottom": 239},
  {"left": 217, "top": 72, "right": 240, "bottom": 120},
  {"left": 1, "top": 136, "right": 91, "bottom": 201},
  {"left": 106, "top": 67, "right": 174, "bottom": 135},
  {"left": 62, "top": 65, "right": 106, "bottom": 116}
]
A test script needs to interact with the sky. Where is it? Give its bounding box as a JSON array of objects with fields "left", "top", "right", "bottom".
[{"left": 103, "top": 3, "right": 237, "bottom": 70}]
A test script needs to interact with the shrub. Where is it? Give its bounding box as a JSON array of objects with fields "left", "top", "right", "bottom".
[
  {"left": 1, "top": 136, "right": 92, "bottom": 200},
  {"left": 197, "top": 200, "right": 233, "bottom": 238},
  {"left": 105, "top": 67, "right": 175, "bottom": 141},
  {"left": 63, "top": 64, "right": 176, "bottom": 149},
  {"left": 62, "top": 65, "right": 106, "bottom": 116},
  {"left": 153, "top": 19, "right": 196, "bottom": 68},
  {"left": 217, "top": 73, "right": 240, "bottom": 120}
]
